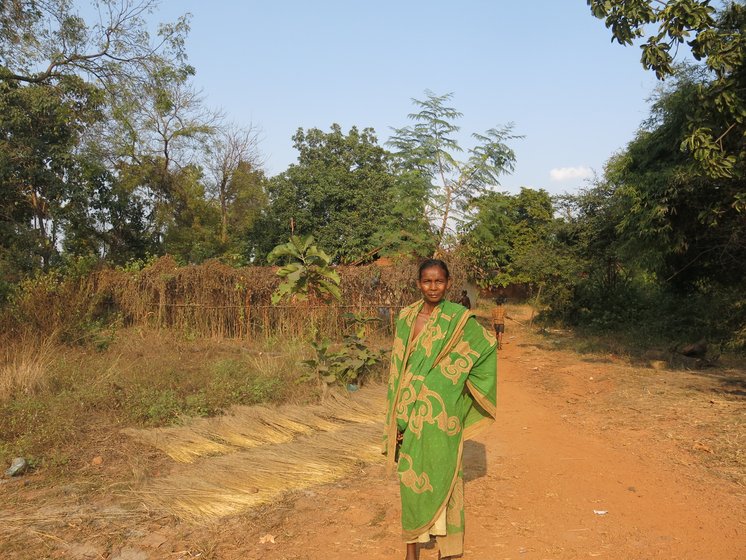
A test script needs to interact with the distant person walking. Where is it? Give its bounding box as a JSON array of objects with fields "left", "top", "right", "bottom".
[
  {"left": 457, "top": 289, "right": 471, "bottom": 310},
  {"left": 491, "top": 297, "right": 506, "bottom": 349}
]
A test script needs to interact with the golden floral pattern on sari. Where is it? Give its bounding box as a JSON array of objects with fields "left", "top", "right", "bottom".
[
  {"left": 439, "top": 340, "right": 481, "bottom": 384},
  {"left": 395, "top": 380, "right": 418, "bottom": 424},
  {"left": 399, "top": 303, "right": 420, "bottom": 327},
  {"left": 398, "top": 452, "right": 433, "bottom": 493},
  {"left": 482, "top": 324, "right": 497, "bottom": 346},
  {"left": 388, "top": 336, "right": 407, "bottom": 389},
  {"left": 391, "top": 336, "right": 406, "bottom": 365},
  {"left": 388, "top": 368, "right": 398, "bottom": 390},
  {"left": 408, "top": 385, "right": 461, "bottom": 438},
  {"left": 418, "top": 324, "right": 446, "bottom": 358}
]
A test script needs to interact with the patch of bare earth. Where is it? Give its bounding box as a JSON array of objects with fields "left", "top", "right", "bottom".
[{"left": 1, "top": 307, "right": 744, "bottom": 559}]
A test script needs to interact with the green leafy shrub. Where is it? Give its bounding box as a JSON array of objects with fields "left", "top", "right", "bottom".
[{"left": 302, "top": 313, "right": 387, "bottom": 391}]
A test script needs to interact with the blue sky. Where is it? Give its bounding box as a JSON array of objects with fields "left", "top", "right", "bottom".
[{"left": 152, "top": 1, "right": 660, "bottom": 196}]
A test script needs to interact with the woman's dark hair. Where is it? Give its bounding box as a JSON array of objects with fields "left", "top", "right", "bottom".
[{"left": 418, "top": 259, "right": 450, "bottom": 280}]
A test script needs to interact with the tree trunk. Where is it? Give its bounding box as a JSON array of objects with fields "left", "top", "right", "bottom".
[{"left": 529, "top": 283, "right": 543, "bottom": 328}]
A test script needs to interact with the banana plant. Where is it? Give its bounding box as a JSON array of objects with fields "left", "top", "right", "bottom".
[{"left": 266, "top": 235, "right": 342, "bottom": 304}]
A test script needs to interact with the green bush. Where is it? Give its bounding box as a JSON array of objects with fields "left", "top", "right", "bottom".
[
  {"left": 541, "top": 271, "right": 746, "bottom": 353},
  {"left": 302, "top": 313, "right": 387, "bottom": 390}
]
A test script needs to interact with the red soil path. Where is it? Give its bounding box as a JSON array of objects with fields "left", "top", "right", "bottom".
[{"left": 239, "top": 326, "right": 745, "bottom": 560}]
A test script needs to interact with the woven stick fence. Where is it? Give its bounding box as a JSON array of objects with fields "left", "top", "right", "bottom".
[{"left": 4, "top": 256, "right": 468, "bottom": 341}]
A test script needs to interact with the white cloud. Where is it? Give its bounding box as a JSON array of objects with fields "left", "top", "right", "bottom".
[{"left": 549, "top": 166, "right": 593, "bottom": 182}]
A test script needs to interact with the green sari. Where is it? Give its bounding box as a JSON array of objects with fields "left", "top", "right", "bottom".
[{"left": 383, "top": 299, "right": 498, "bottom": 556}]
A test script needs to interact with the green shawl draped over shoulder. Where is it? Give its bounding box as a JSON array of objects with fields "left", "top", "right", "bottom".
[{"left": 383, "top": 299, "right": 498, "bottom": 541}]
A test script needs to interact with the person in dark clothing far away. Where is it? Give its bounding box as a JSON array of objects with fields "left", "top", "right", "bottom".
[{"left": 458, "top": 290, "right": 471, "bottom": 310}]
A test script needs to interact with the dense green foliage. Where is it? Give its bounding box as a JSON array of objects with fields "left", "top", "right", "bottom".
[
  {"left": 250, "top": 125, "right": 432, "bottom": 263},
  {"left": 571, "top": 0, "right": 746, "bottom": 348},
  {"left": 0, "top": 77, "right": 104, "bottom": 280},
  {"left": 1, "top": 0, "right": 743, "bottom": 351},
  {"left": 611, "top": 72, "right": 744, "bottom": 293},
  {"left": 461, "top": 188, "right": 555, "bottom": 286},
  {"left": 533, "top": 72, "right": 745, "bottom": 348}
]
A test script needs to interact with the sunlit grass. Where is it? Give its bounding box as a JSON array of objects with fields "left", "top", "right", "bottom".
[
  {"left": 0, "top": 334, "right": 56, "bottom": 401},
  {"left": 0, "top": 328, "right": 318, "bottom": 469}
]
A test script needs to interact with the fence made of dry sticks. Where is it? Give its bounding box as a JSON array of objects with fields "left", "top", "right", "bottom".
[{"left": 3, "top": 256, "right": 468, "bottom": 341}]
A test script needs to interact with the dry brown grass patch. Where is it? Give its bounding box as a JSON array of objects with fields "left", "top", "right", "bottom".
[
  {"left": 523, "top": 323, "right": 746, "bottom": 487},
  {"left": 0, "top": 334, "right": 57, "bottom": 401},
  {"left": 124, "top": 385, "right": 387, "bottom": 521}
]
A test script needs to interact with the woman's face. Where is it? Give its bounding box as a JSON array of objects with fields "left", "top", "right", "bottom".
[{"left": 418, "top": 266, "right": 450, "bottom": 305}]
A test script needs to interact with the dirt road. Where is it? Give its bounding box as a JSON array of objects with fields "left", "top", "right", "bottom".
[
  {"left": 233, "top": 328, "right": 744, "bottom": 560},
  {"left": 2, "top": 316, "right": 745, "bottom": 559}
]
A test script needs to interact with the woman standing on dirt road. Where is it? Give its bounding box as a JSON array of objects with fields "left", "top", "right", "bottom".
[{"left": 383, "top": 259, "right": 498, "bottom": 559}]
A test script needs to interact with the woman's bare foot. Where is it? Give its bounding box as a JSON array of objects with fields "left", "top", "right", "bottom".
[{"left": 405, "top": 542, "right": 418, "bottom": 560}]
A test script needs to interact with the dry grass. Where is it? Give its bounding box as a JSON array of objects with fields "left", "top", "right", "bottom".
[
  {"left": 0, "top": 327, "right": 317, "bottom": 469},
  {"left": 125, "top": 385, "right": 387, "bottom": 521},
  {"left": 0, "top": 326, "right": 388, "bottom": 525},
  {"left": 123, "top": 388, "right": 384, "bottom": 463},
  {"left": 598, "top": 364, "right": 746, "bottom": 486},
  {"left": 1, "top": 257, "right": 474, "bottom": 342},
  {"left": 0, "top": 503, "right": 143, "bottom": 527},
  {"left": 0, "top": 334, "right": 57, "bottom": 401}
]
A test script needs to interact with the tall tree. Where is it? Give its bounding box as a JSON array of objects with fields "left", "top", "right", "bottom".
[
  {"left": 106, "top": 59, "right": 219, "bottom": 249},
  {"left": 460, "top": 188, "right": 555, "bottom": 287},
  {"left": 371, "top": 168, "right": 435, "bottom": 260},
  {"left": 161, "top": 164, "right": 222, "bottom": 264},
  {"left": 77, "top": 175, "right": 157, "bottom": 264},
  {"left": 0, "top": 0, "right": 193, "bottom": 279},
  {"left": 608, "top": 68, "right": 746, "bottom": 293},
  {"left": 205, "top": 122, "right": 263, "bottom": 245},
  {"left": 0, "top": 76, "right": 104, "bottom": 269},
  {"left": 0, "top": 0, "right": 190, "bottom": 89},
  {"left": 537, "top": 75, "right": 746, "bottom": 344},
  {"left": 253, "top": 125, "right": 425, "bottom": 263},
  {"left": 388, "top": 91, "right": 520, "bottom": 254}
]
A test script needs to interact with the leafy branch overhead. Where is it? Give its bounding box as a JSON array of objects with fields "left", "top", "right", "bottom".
[
  {"left": 0, "top": 0, "right": 191, "bottom": 88},
  {"left": 587, "top": 0, "right": 745, "bottom": 178},
  {"left": 266, "top": 235, "right": 342, "bottom": 304}
]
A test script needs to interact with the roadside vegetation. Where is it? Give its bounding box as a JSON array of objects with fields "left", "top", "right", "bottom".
[
  {"left": 1, "top": 0, "right": 743, "bottom": 478},
  {"left": 0, "top": 329, "right": 317, "bottom": 470}
]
